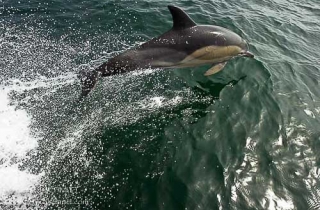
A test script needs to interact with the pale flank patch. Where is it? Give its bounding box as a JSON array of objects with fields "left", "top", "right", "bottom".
[{"left": 177, "top": 45, "right": 242, "bottom": 68}]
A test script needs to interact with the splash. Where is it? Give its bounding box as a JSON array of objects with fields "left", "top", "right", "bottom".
[{"left": 0, "top": 87, "right": 42, "bottom": 205}]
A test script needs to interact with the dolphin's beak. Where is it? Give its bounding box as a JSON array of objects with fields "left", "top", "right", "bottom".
[{"left": 240, "top": 51, "right": 254, "bottom": 58}]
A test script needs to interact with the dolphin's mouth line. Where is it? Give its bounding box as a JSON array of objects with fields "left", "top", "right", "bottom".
[{"left": 239, "top": 51, "right": 254, "bottom": 58}]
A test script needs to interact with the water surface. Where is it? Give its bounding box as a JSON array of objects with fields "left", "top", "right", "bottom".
[{"left": 1, "top": 0, "right": 320, "bottom": 209}]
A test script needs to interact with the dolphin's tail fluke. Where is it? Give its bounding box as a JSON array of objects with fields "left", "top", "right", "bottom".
[{"left": 78, "top": 69, "right": 100, "bottom": 98}]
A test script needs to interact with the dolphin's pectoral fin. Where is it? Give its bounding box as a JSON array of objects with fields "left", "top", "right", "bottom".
[{"left": 204, "top": 62, "right": 227, "bottom": 76}]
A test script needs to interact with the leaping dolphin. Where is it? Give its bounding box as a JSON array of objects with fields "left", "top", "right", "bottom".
[{"left": 80, "top": 5, "right": 254, "bottom": 97}]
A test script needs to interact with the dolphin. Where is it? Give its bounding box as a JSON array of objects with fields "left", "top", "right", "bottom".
[{"left": 79, "top": 5, "right": 254, "bottom": 97}]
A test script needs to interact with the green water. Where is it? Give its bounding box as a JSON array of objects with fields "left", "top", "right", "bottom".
[{"left": 1, "top": 0, "right": 320, "bottom": 209}]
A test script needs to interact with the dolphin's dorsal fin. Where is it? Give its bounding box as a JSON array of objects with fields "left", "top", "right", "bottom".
[{"left": 168, "top": 5, "right": 196, "bottom": 30}]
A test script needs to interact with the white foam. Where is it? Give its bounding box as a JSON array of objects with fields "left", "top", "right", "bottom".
[
  {"left": 217, "top": 194, "right": 223, "bottom": 210},
  {"left": 304, "top": 109, "right": 315, "bottom": 118},
  {"left": 264, "top": 188, "right": 294, "bottom": 210},
  {"left": 0, "top": 165, "right": 41, "bottom": 202},
  {"left": 150, "top": 96, "right": 165, "bottom": 107},
  {"left": 131, "top": 68, "right": 157, "bottom": 76},
  {"left": 2, "top": 73, "right": 76, "bottom": 93},
  {"left": 315, "top": 107, "right": 320, "bottom": 114},
  {"left": 231, "top": 185, "right": 238, "bottom": 202},
  {"left": 137, "top": 96, "right": 183, "bottom": 110},
  {"left": 0, "top": 87, "right": 42, "bottom": 203},
  {"left": 0, "top": 91, "right": 37, "bottom": 159}
]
